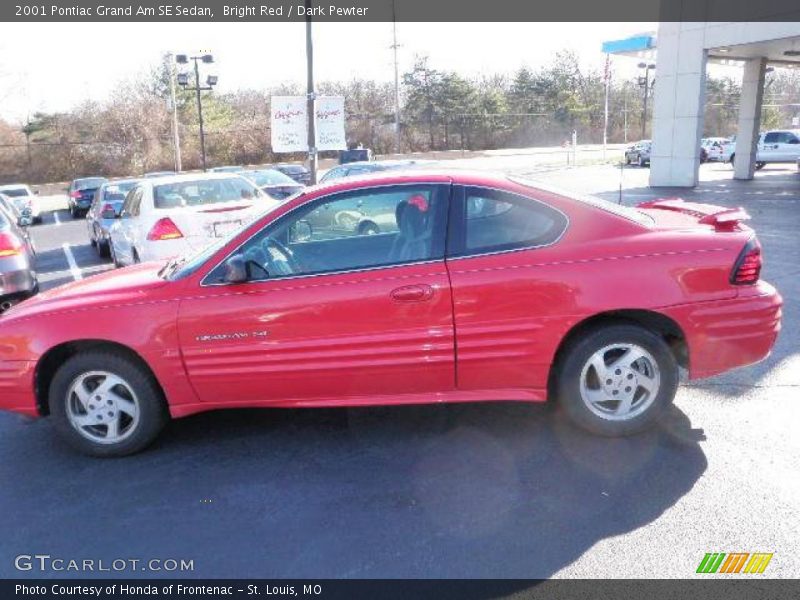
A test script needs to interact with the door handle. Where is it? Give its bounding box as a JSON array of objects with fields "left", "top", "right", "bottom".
[{"left": 390, "top": 284, "right": 434, "bottom": 302}]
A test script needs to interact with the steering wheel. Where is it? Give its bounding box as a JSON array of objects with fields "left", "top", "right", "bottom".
[{"left": 260, "top": 237, "right": 302, "bottom": 276}]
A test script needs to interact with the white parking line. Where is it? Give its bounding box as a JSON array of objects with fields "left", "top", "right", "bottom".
[
  {"left": 62, "top": 243, "right": 83, "bottom": 281},
  {"left": 53, "top": 211, "right": 61, "bottom": 226}
]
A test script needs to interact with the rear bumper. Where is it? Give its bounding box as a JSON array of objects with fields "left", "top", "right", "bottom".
[
  {"left": 0, "top": 360, "right": 38, "bottom": 416},
  {"left": 0, "top": 257, "right": 37, "bottom": 301},
  {"left": 663, "top": 282, "right": 782, "bottom": 380}
]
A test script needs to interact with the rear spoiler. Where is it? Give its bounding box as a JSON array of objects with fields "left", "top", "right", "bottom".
[{"left": 637, "top": 198, "right": 750, "bottom": 232}]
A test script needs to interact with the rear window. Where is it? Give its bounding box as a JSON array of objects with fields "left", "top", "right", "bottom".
[
  {"left": 509, "top": 176, "right": 654, "bottom": 227},
  {"left": 1, "top": 187, "right": 30, "bottom": 198},
  {"left": 249, "top": 170, "right": 296, "bottom": 187},
  {"left": 74, "top": 178, "right": 107, "bottom": 191},
  {"left": 101, "top": 182, "right": 137, "bottom": 203},
  {"left": 153, "top": 177, "right": 262, "bottom": 209},
  {"left": 280, "top": 165, "right": 306, "bottom": 174}
]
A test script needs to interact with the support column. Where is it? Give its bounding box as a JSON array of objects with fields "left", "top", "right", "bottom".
[
  {"left": 734, "top": 58, "right": 767, "bottom": 180},
  {"left": 649, "top": 24, "right": 707, "bottom": 188}
]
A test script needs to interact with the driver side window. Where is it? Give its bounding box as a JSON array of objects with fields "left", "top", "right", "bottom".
[{"left": 206, "top": 184, "right": 449, "bottom": 283}]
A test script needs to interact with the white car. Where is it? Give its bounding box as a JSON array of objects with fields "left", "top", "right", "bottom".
[
  {"left": 0, "top": 184, "right": 41, "bottom": 224},
  {"left": 700, "top": 137, "right": 729, "bottom": 162},
  {"left": 108, "top": 173, "right": 278, "bottom": 267},
  {"left": 730, "top": 129, "right": 800, "bottom": 169}
]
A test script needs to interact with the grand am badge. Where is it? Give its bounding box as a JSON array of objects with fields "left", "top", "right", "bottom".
[{"left": 196, "top": 331, "right": 269, "bottom": 342}]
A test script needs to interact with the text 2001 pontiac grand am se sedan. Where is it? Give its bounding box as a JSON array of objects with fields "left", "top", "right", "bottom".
[{"left": 0, "top": 170, "right": 782, "bottom": 456}]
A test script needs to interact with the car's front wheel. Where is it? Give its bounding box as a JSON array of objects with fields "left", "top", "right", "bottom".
[
  {"left": 50, "top": 351, "right": 169, "bottom": 457},
  {"left": 555, "top": 324, "right": 678, "bottom": 436}
]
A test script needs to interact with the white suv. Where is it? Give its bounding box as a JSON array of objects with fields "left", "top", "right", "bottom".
[
  {"left": 108, "top": 173, "right": 278, "bottom": 267},
  {"left": 731, "top": 129, "right": 800, "bottom": 169}
]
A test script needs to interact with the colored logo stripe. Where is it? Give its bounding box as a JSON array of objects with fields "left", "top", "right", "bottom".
[
  {"left": 744, "top": 553, "right": 773, "bottom": 574},
  {"left": 697, "top": 552, "right": 773, "bottom": 574}
]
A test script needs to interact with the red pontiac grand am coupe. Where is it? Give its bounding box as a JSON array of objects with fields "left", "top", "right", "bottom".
[{"left": 0, "top": 171, "right": 782, "bottom": 456}]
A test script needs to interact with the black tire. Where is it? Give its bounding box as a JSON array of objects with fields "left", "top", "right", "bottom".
[
  {"left": 638, "top": 155, "right": 645, "bottom": 167},
  {"left": 69, "top": 205, "right": 77, "bottom": 219},
  {"left": 625, "top": 156, "right": 631, "bottom": 165},
  {"left": 358, "top": 221, "right": 380, "bottom": 236},
  {"left": 755, "top": 161, "right": 766, "bottom": 170},
  {"left": 730, "top": 153, "right": 735, "bottom": 166},
  {"left": 555, "top": 324, "right": 678, "bottom": 437},
  {"left": 49, "top": 350, "right": 169, "bottom": 457},
  {"left": 97, "top": 239, "right": 110, "bottom": 259}
]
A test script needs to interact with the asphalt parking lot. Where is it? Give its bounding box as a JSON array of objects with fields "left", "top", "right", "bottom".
[{"left": 0, "top": 162, "right": 798, "bottom": 579}]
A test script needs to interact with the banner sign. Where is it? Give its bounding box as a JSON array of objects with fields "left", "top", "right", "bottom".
[
  {"left": 270, "top": 96, "right": 347, "bottom": 153},
  {"left": 270, "top": 96, "right": 307, "bottom": 153},
  {"left": 315, "top": 96, "right": 347, "bottom": 151}
]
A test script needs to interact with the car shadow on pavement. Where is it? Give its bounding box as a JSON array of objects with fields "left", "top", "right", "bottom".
[{"left": 0, "top": 402, "right": 707, "bottom": 579}]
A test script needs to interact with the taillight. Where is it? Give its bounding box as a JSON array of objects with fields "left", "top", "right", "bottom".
[
  {"left": 730, "top": 237, "right": 762, "bottom": 285},
  {"left": 69, "top": 191, "right": 82, "bottom": 199},
  {"left": 0, "top": 233, "right": 22, "bottom": 258},
  {"left": 147, "top": 217, "right": 183, "bottom": 241}
]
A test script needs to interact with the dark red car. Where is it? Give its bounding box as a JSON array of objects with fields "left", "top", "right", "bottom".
[{"left": 0, "top": 171, "right": 782, "bottom": 456}]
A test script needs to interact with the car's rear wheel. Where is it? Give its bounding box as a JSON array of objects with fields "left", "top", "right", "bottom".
[
  {"left": 358, "top": 221, "right": 380, "bottom": 236},
  {"left": 50, "top": 351, "right": 169, "bottom": 457},
  {"left": 555, "top": 324, "right": 678, "bottom": 436},
  {"left": 638, "top": 155, "right": 646, "bottom": 167},
  {"left": 755, "top": 161, "right": 766, "bottom": 170}
]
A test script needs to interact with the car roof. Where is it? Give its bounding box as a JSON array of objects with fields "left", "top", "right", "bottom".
[
  {"left": 103, "top": 178, "right": 140, "bottom": 187},
  {"left": 0, "top": 183, "right": 31, "bottom": 190},
  {"left": 138, "top": 172, "right": 252, "bottom": 186}
]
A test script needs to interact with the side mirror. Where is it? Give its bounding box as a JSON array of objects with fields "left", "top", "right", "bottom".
[{"left": 289, "top": 220, "right": 312, "bottom": 243}]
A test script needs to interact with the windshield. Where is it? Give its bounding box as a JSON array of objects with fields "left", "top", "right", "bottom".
[
  {"left": 74, "top": 178, "right": 107, "bottom": 191},
  {"left": 1, "top": 187, "right": 31, "bottom": 198},
  {"left": 167, "top": 198, "right": 285, "bottom": 280},
  {"left": 248, "top": 170, "right": 297, "bottom": 187},
  {"left": 509, "top": 176, "right": 654, "bottom": 227},
  {"left": 153, "top": 177, "right": 263, "bottom": 209}
]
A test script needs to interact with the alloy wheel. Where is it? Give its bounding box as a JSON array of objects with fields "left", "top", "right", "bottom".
[
  {"left": 65, "top": 371, "right": 140, "bottom": 444},
  {"left": 578, "top": 343, "right": 661, "bottom": 421}
]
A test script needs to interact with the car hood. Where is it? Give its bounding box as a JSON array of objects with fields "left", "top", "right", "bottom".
[{"left": 3, "top": 262, "right": 171, "bottom": 321}]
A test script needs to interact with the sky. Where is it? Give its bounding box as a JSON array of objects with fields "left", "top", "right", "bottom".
[{"left": 0, "top": 22, "right": 663, "bottom": 123}]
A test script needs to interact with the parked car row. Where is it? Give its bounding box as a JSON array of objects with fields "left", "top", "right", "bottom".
[{"left": 83, "top": 168, "right": 305, "bottom": 267}]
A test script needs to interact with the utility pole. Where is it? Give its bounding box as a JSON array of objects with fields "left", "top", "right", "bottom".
[
  {"left": 305, "top": 0, "right": 318, "bottom": 184},
  {"left": 391, "top": 0, "right": 402, "bottom": 154},
  {"left": 193, "top": 59, "right": 207, "bottom": 172},
  {"left": 168, "top": 54, "right": 182, "bottom": 172},
  {"left": 602, "top": 53, "right": 610, "bottom": 160}
]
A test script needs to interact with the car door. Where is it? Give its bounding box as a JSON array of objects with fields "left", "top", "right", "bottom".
[
  {"left": 759, "top": 132, "right": 780, "bottom": 162},
  {"left": 445, "top": 184, "right": 570, "bottom": 393},
  {"left": 176, "top": 182, "right": 456, "bottom": 405},
  {"left": 776, "top": 131, "right": 800, "bottom": 162}
]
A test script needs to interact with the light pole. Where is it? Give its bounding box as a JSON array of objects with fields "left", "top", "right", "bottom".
[
  {"left": 305, "top": 0, "right": 318, "bottom": 185},
  {"left": 391, "top": 0, "right": 402, "bottom": 154},
  {"left": 176, "top": 53, "right": 217, "bottom": 172},
  {"left": 637, "top": 62, "right": 655, "bottom": 140}
]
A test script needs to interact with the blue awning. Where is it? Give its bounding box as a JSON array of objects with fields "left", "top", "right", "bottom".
[{"left": 602, "top": 35, "right": 656, "bottom": 55}]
